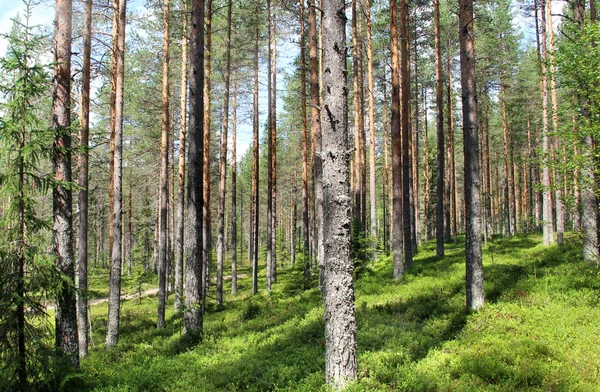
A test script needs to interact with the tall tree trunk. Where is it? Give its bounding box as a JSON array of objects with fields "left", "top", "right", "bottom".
[
  {"left": 252, "top": 1, "right": 260, "bottom": 294},
  {"left": 434, "top": 0, "right": 444, "bottom": 257},
  {"left": 459, "top": 0, "right": 484, "bottom": 311},
  {"left": 231, "top": 73, "right": 238, "bottom": 294},
  {"left": 546, "top": 1, "right": 564, "bottom": 245},
  {"left": 366, "top": 0, "right": 377, "bottom": 241},
  {"left": 383, "top": 73, "right": 391, "bottom": 251},
  {"left": 308, "top": 0, "right": 323, "bottom": 278},
  {"left": 400, "top": 0, "right": 413, "bottom": 267},
  {"left": 573, "top": 0, "right": 598, "bottom": 262},
  {"left": 445, "top": 50, "right": 453, "bottom": 242},
  {"left": 202, "top": 0, "right": 213, "bottom": 310},
  {"left": 157, "top": 0, "right": 170, "bottom": 330},
  {"left": 267, "top": 0, "right": 274, "bottom": 291},
  {"left": 291, "top": 169, "right": 298, "bottom": 266},
  {"left": 322, "top": 0, "right": 357, "bottom": 386},
  {"left": 53, "top": 0, "right": 79, "bottom": 364},
  {"left": 217, "top": 0, "right": 232, "bottom": 306},
  {"left": 423, "top": 90, "right": 430, "bottom": 241},
  {"left": 500, "top": 82, "right": 512, "bottom": 237},
  {"left": 106, "top": 0, "right": 126, "bottom": 349},
  {"left": 271, "top": 6, "right": 278, "bottom": 283},
  {"left": 352, "top": 0, "right": 361, "bottom": 227},
  {"left": 175, "top": 0, "right": 188, "bottom": 312},
  {"left": 536, "top": 0, "right": 554, "bottom": 246},
  {"left": 390, "top": 0, "right": 404, "bottom": 278},
  {"left": 184, "top": 0, "right": 205, "bottom": 334},
  {"left": 77, "top": 0, "right": 92, "bottom": 359},
  {"left": 300, "top": 0, "right": 310, "bottom": 265}
]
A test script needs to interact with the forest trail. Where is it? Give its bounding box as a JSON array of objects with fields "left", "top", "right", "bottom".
[{"left": 45, "top": 273, "right": 248, "bottom": 311}]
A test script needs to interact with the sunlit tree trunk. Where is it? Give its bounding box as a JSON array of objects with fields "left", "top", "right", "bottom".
[
  {"left": 216, "top": 0, "right": 232, "bottom": 306},
  {"left": 322, "top": 0, "right": 357, "bottom": 386},
  {"left": 53, "top": 0, "right": 79, "bottom": 364},
  {"left": 77, "top": 0, "right": 92, "bottom": 359},
  {"left": 390, "top": 0, "right": 404, "bottom": 278},
  {"left": 434, "top": 0, "right": 444, "bottom": 256},
  {"left": 308, "top": 0, "right": 323, "bottom": 278},
  {"left": 459, "top": 0, "right": 484, "bottom": 311},
  {"left": 106, "top": 0, "right": 126, "bottom": 349},
  {"left": 174, "top": 0, "right": 188, "bottom": 312},
  {"left": 157, "top": 0, "right": 170, "bottom": 330},
  {"left": 252, "top": 1, "right": 260, "bottom": 294},
  {"left": 202, "top": 0, "right": 213, "bottom": 311}
]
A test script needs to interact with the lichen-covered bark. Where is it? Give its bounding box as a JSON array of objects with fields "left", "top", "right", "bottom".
[
  {"left": 321, "top": 0, "right": 357, "bottom": 388},
  {"left": 459, "top": 0, "right": 485, "bottom": 311}
]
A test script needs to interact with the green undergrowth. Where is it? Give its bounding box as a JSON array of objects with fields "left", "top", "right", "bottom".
[
  {"left": 87, "top": 265, "right": 158, "bottom": 300},
  {"left": 77, "top": 234, "right": 600, "bottom": 391}
]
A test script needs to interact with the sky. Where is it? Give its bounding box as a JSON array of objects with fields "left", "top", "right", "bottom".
[{"left": 0, "top": 0, "right": 564, "bottom": 161}]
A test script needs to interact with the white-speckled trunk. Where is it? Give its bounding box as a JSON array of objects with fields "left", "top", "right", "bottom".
[{"left": 321, "top": 0, "right": 357, "bottom": 388}]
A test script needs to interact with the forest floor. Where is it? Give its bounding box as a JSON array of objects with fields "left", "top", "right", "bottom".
[{"left": 73, "top": 233, "right": 600, "bottom": 391}]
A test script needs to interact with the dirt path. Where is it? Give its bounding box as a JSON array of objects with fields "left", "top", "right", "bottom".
[{"left": 46, "top": 273, "right": 248, "bottom": 310}]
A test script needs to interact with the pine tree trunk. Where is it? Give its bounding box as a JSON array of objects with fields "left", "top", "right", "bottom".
[
  {"left": 53, "top": 0, "right": 78, "bottom": 365},
  {"left": 77, "top": 0, "right": 92, "bottom": 359},
  {"left": 322, "top": 0, "right": 357, "bottom": 386},
  {"left": 157, "top": 0, "right": 170, "bottom": 330},
  {"left": 434, "top": 0, "right": 444, "bottom": 257},
  {"left": 300, "top": 0, "right": 310, "bottom": 265},
  {"left": 202, "top": 0, "right": 213, "bottom": 310},
  {"left": 537, "top": 0, "right": 554, "bottom": 246},
  {"left": 217, "top": 0, "right": 232, "bottom": 306},
  {"left": 266, "top": 0, "right": 274, "bottom": 291},
  {"left": 271, "top": 7, "right": 278, "bottom": 283},
  {"left": 546, "top": 2, "right": 564, "bottom": 245},
  {"left": 106, "top": 0, "right": 126, "bottom": 349},
  {"left": 252, "top": 3, "right": 260, "bottom": 294},
  {"left": 366, "top": 0, "right": 377, "bottom": 241},
  {"left": 459, "top": 0, "right": 484, "bottom": 311},
  {"left": 308, "top": 0, "right": 323, "bottom": 276},
  {"left": 231, "top": 73, "right": 238, "bottom": 295},
  {"left": 390, "top": 0, "right": 404, "bottom": 278},
  {"left": 184, "top": 0, "right": 205, "bottom": 334},
  {"left": 400, "top": 0, "right": 413, "bottom": 267},
  {"left": 174, "top": 0, "right": 188, "bottom": 312}
]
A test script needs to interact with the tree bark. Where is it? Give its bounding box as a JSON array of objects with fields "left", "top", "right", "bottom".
[
  {"left": 106, "top": 0, "right": 126, "bottom": 349},
  {"left": 231, "top": 74, "right": 238, "bottom": 294},
  {"left": 157, "top": 0, "right": 170, "bottom": 330},
  {"left": 536, "top": 0, "right": 554, "bottom": 246},
  {"left": 300, "top": 0, "right": 310, "bottom": 265},
  {"left": 546, "top": 1, "right": 564, "bottom": 245},
  {"left": 77, "top": 0, "right": 92, "bottom": 359},
  {"left": 53, "top": 0, "right": 78, "bottom": 365},
  {"left": 184, "top": 0, "right": 205, "bottom": 334},
  {"left": 202, "top": 0, "right": 213, "bottom": 311},
  {"left": 322, "top": 0, "right": 357, "bottom": 387},
  {"left": 175, "top": 0, "right": 188, "bottom": 312},
  {"left": 400, "top": 0, "right": 413, "bottom": 267},
  {"left": 308, "top": 0, "right": 323, "bottom": 277},
  {"left": 366, "top": 0, "right": 377, "bottom": 241},
  {"left": 390, "top": 0, "right": 404, "bottom": 278},
  {"left": 217, "top": 0, "right": 232, "bottom": 306},
  {"left": 459, "top": 0, "right": 485, "bottom": 311},
  {"left": 267, "top": 0, "right": 274, "bottom": 291},
  {"left": 434, "top": 0, "right": 444, "bottom": 257},
  {"left": 252, "top": 2, "right": 260, "bottom": 294}
]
